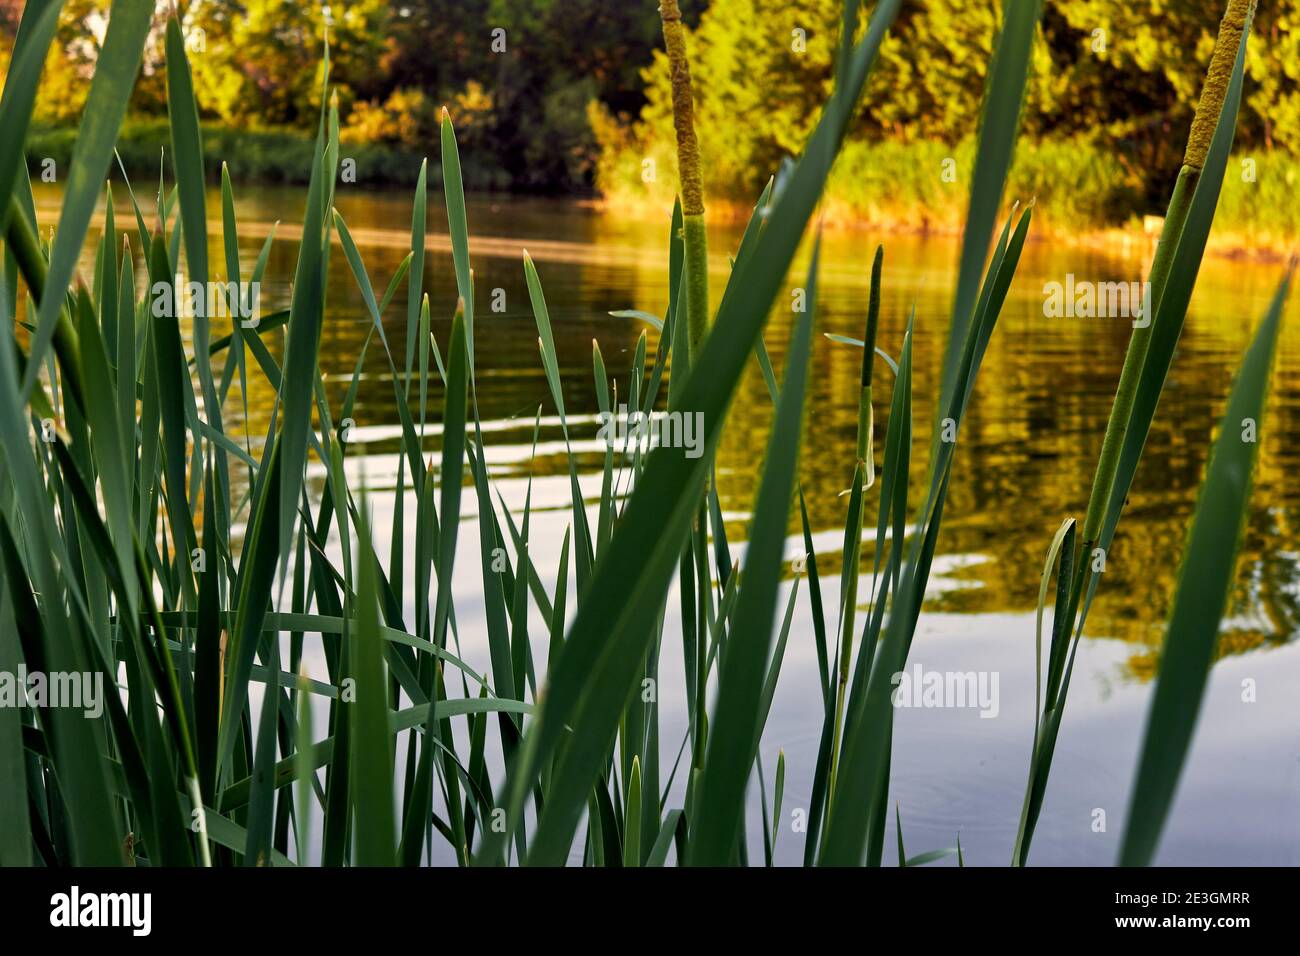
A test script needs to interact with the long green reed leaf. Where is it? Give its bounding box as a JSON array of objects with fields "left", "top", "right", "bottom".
[
  {"left": 689, "top": 239, "right": 819, "bottom": 865},
  {"left": 1119, "top": 272, "right": 1290, "bottom": 866}
]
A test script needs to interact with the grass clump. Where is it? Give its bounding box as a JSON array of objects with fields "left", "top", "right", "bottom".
[{"left": 0, "top": 0, "right": 1287, "bottom": 870}]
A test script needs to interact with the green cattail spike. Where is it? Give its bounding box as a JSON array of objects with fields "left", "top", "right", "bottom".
[{"left": 659, "top": 0, "right": 710, "bottom": 363}]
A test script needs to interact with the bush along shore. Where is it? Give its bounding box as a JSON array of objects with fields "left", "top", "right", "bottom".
[
  {"left": 24, "top": 120, "right": 511, "bottom": 190},
  {"left": 595, "top": 133, "right": 1300, "bottom": 260}
]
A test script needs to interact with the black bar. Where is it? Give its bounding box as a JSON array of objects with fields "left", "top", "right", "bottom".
[{"left": 0, "top": 866, "right": 1281, "bottom": 941}]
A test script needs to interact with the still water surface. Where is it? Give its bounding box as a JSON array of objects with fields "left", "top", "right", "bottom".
[{"left": 42, "top": 181, "right": 1300, "bottom": 864}]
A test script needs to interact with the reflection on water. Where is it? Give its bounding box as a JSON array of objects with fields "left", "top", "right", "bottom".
[{"left": 38, "top": 181, "right": 1300, "bottom": 864}]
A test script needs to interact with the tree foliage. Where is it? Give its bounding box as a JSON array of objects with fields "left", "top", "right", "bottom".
[
  {"left": 3, "top": 0, "right": 1296, "bottom": 200},
  {"left": 609, "top": 0, "right": 1299, "bottom": 207}
]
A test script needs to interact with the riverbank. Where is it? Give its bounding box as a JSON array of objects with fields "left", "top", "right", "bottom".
[
  {"left": 28, "top": 121, "right": 1297, "bottom": 261},
  {"left": 594, "top": 192, "right": 1296, "bottom": 264},
  {"left": 594, "top": 136, "right": 1300, "bottom": 262}
]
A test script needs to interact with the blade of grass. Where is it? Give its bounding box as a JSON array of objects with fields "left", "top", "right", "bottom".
[
  {"left": 350, "top": 493, "right": 398, "bottom": 866},
  {"left": 689, "top": 238, "right": 820, "bottom": 865},
  {"left": 21, "top": 0, "right": 153, "bottom": 402},
  {"left": 0, "top": 0, "right": 63, "bottom": 229},
  {"left": 1119, "top": 271, "right": 1290, "bottom": 867}
]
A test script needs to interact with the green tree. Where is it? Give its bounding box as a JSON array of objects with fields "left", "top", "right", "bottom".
[
  {"left": 605, "top": 0, "right": 1300, "bottom": 212},
  {"left": 188, "top": 0, "right": 388, "bottom": 128},
  {"left": 611, "top": 0, "right": 1055, "bottom": 201},
  {"left": 479, "top": 0, "right": 701, "bottom": 188}
]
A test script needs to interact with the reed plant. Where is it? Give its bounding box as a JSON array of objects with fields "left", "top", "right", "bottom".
[
  {"left": 0, "top": 0, "right": 1287, "bottom": 869},
  {"left": 1011, "top": 0, "right": 1293, "bottom": 867}
]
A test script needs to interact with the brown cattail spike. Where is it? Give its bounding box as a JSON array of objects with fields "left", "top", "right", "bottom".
[
  {"left": 1184, "top": 0, "right": 1255, "bottom": 172},
  {"left": 659, "top": 0, "right": 704, "bottom": 217}
]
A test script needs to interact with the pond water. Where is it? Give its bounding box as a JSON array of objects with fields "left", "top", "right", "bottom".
[{"left": 37, "top": 180, "right": 1300, "bottom": 865}]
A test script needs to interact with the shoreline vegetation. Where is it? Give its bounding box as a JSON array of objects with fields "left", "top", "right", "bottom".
[
  {"left": 12, "top": 1, "right": 1300, "bottom": 260},
  {"left": 593, "top": 135, "right": 1300, "bottom": 262},
  {"left": 27, "top": 120, "right": 1297, "bottom": 261}
]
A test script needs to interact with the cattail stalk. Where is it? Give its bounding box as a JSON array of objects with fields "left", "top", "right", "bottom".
[
  {"left": 659, "top": 0, "right": 709, "bottom": 363},
  {"left": 1014, "top": 0, "right": 1256, "bottom": 869},
  {"left": 1076, "top": 0, "right": 1254, "bottom": 574}
]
